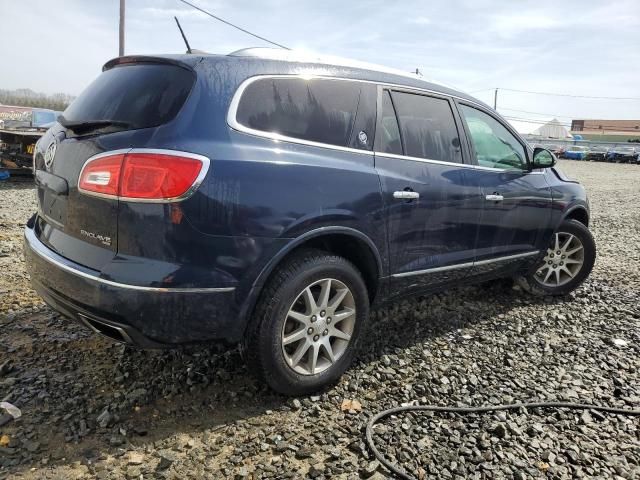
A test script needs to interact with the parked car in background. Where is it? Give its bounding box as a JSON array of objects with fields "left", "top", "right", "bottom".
[
  {"left": 564, "top": 146, "right": 589, "bottom": 160},
  {"left": 606, "top": 146, "right": 637, "bottom": 163},
  {"left": 546, "top": 144, "right": 566, "bottom": 157},
  {"left": 24, "top": 50, "right": 596, "bottom": 395},
  {"left": 585, "top": 145, "right": 609, "bottom": 162}
]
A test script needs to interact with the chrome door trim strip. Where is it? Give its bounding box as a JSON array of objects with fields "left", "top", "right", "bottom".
[
  {"left": 24, "top": 227, "right": 235, "bottom": 293},
  {"left": 473, "top": 250, "right": 540, "bottom": 267},
  {"left": 392, "top": 260, "right": 475, "bottom": 278},
  {"left": 391, "top": 250, "right": 540, "bottom": 278}
]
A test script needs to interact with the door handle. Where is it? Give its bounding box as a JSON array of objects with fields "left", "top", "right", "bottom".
[
  {"left": 393, "top": 191, "right": 420, "bottom": 200},
  {"left": 485, "top": 194, "right": 504, "bottom": 202}
]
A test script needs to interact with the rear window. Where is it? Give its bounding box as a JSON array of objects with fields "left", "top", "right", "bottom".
[
  {"left": 62, "top": 63, "right": 194, "bottom": 129},
  {"left": 235, "top": 77, "right": 361, "bottom": 148}
]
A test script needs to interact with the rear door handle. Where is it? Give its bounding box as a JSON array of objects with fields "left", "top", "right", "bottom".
[
  {"left": 485, "top": 194, "right": 504, "bottom": 202},
  {"left": 393, "top": 191, "right": 420, "bottom": 200}
]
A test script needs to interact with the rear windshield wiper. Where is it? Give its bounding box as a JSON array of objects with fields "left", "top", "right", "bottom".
[{"left": 59, "top": 118, "right": 133, "bottom": 133}]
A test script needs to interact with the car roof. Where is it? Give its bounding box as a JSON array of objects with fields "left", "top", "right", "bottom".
[
  {"left": 104, "top": 49, "right": 488, "bottom": 108},
  {"left": 225, "top": 47, "right": 483, "bottom": 103}
]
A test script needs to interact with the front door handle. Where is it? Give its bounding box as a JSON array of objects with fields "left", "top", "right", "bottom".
[
  {"left": 393, "top": 191, "right": 420, "bottom": 200},
  {"left": 485, "top": 194, "right": 504, "bottom": 202}
]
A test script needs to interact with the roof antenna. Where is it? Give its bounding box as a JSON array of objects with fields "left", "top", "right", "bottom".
[{"left": 174, "top": 16, "right": 192, "bottom": 54}]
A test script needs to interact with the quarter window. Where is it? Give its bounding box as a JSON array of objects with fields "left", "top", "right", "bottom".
[
  {"left": 235, "top": 78, "right": 361, "bottom": 148},
  {"left": 391, "top": 91, "right": 462, "bottom": 163},
  {"left": 459, "top": 105, "right": 526, "bottom": 170}
]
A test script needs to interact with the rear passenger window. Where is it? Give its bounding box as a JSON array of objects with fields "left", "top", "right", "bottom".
[
  {"left": 235, "top": 78, "right": 360, "bottom": 148},
  {"left": 391, "top": 92, "right": 462, "bottom": 163},
  {"left": 376, "top": 91, "right": 402, "bottom": 155}
]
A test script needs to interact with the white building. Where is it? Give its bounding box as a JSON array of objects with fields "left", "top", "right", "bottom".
[{"left": 508, "top": 118, "right": 572, "bottom": 139}]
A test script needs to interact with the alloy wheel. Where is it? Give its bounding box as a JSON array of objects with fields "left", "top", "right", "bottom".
[
  {"left": 281, "top": 278, "right": 356, "bottom": 375},
  {"left": 535, "top": 232, "right": 585, "bottom": 287}
]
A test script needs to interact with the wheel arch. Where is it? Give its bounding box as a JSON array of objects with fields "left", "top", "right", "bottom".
[
  {"left": 563, "top": 205, "right": 589, "bottom": 227},
  {"left": 237, "top": 227, "right": 383, "bottom": 333}
]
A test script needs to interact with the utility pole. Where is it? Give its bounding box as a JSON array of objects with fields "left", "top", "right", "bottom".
[
  {"left": 119, "top": 0, "right": 125, "bottom": 56},
  {"left": 493, "top": 88, "right": 498, "bottom": 110}
]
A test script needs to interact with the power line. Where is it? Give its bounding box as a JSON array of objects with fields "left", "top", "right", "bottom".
[
  {"left": 503, "top": 116, "right": 572, "bottom": 126},
  {"left": 498, "top": 107, "right": 575, "bottom": 119},
  {"left": 467, "top": 88, "right": 494, "bottom": 94},
  {"left": 502, "top": 115, "right": 640, "bottom": 132},
  {"left": 498, "top": 87, "right": 640, "bottom": 101},
  {"left": 469, "top": 86, "right": 640, "bottom": 101},
  {"left": 176, "top": 0, "right": 289, "bottom": 50}
]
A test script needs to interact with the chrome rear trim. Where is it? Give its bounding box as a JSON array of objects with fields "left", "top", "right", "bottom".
[{"left": 24, "top": 227, "right": 235, "bottom": 293}]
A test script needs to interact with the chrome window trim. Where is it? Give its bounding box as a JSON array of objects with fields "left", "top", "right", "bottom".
[
  {"left": 392, "top": 250, "right": 539, "bottom": 278},
  {"left": 227, "top": 74, "right": 542, "bottom": 172},
  {"left": 374, "top": 151, "right": 539, "bottom": 174},
  {"left": 227, "top": 75, "right": 374, "bottom": 156},
  {"left": 25, "top": 227, "right": 235, "bottom": 293},
  {"left": 77, "top": 148, "right": 211, "bottom": 203}
]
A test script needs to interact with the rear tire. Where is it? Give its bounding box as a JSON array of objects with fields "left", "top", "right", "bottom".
[
  {"left": 244, "top": 249, "right": 369, "bottom": 396},
  {"left": 517, "top": 219, "right": 596, "bottom": 296}
]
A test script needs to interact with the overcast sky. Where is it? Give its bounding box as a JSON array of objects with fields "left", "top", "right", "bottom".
[{"left": 2, "top": 0, "right": 639, "bottom": 122}]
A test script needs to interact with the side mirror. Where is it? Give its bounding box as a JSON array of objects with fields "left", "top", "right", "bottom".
[{"left": 532, "top": 147, "right": 556, "bottom": 169}]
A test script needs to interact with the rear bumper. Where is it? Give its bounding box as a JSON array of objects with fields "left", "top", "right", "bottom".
[{"left": 24, "top": 225, "right": 239, "bottom": 347}]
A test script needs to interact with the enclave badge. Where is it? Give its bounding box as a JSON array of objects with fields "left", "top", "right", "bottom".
[{"left": 80, "top": 229, "right": 112, "bottom": 246}]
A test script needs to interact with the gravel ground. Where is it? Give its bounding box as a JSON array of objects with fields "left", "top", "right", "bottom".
[{"left": 0, "top": 160, "right": 639, "bottom": 479}]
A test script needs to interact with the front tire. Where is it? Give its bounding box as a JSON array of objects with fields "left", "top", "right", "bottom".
[
  {"left": 517, "top": 219, "right": 596, "bottom": 296},
  {"left": 244, "top": 249, "right": 369, "bottom": 396}
]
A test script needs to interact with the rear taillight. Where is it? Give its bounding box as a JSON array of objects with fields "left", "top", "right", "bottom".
[
  {"left": 78, "top": 149, "right": 209, "bottom": 202},
  {"left": 78, "top": 153, "right": 124, "bottom": 197}
]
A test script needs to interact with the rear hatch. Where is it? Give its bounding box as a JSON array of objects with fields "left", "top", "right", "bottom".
[{"left": 33, "top": 58, "right": 196, "bottom": 270}]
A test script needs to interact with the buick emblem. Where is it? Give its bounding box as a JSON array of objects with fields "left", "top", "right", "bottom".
[{"left": 44, "top": 140, "right": 57, "bottom": 169}]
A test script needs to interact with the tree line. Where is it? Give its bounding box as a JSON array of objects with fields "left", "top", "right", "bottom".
[{"left": 0, "top": 88, "right": 75, "bottom": 111}]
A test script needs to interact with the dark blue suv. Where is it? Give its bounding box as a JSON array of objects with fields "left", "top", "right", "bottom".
[{"left": 25, "top": 48, "right": 595, "bottom": 395}]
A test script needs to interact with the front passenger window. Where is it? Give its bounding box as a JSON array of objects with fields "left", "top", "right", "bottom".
[{"left": 459, "top": 105, "right": 526, "bottom": 170}]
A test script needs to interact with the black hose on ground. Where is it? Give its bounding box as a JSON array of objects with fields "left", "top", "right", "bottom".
[{"left": 365, "top": 402, "right": 640, "bottom": 480}]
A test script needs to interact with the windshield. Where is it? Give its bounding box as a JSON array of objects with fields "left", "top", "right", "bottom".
[{"left": 62, "top": 63, "right": 195, "bottom": 131}]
